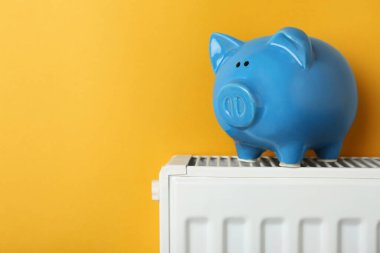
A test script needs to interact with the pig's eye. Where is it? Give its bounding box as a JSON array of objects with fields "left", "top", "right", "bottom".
[
  {"left": 236, "top": 62, "right": 241, "bottom": 68},
  {"left": 244, "top": 61, "right": 249, "bottom": 66}
]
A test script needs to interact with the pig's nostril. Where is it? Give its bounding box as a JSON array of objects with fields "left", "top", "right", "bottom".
[
  {"left": 236, "top": 97, "right": 246, "bottom": 116},
  {"left": 224, "top": 97, "right": 233, "bottom": 116},
  {"left": 244, "top": 61, "right": 249, "bottom": 66},
  {"left": 236, "top": 62, "right": 241, "bottom": 68}
]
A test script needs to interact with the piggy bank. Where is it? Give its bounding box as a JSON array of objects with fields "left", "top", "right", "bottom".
[{"left": 209, "top": 27, "right": 358, "bottom": 167}]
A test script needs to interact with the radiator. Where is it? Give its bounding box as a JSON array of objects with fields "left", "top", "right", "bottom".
[{"left": 152, "top": 155, "right": 380, "bottom": 253}]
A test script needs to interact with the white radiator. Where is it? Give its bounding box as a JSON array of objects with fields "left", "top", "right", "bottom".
[{"left": 152, "top": 155, "right": 380, "bottom": 253}]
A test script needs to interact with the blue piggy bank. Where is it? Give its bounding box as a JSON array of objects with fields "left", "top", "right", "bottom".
[{"left": 209, "top": 27, "right": 358, "bottom": 167}]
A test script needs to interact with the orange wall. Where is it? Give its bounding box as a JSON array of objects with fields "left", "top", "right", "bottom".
[{"left": 0, "top": 0, "right": 379, "bottom": 252}]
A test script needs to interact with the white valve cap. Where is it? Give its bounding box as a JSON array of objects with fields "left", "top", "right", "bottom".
[{"left": 152, "top": 180, "right": 159, "bottom": 201}]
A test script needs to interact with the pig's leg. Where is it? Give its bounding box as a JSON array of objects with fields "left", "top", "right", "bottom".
[
  {"left": 235, "top": 142, "right": 264, "bottom": 161},
  {"left": 315, "top": 142, "right": 342, "bottom": 162},
  {"left": 276, "top": 144, "right": 305, "bottom": 167}
]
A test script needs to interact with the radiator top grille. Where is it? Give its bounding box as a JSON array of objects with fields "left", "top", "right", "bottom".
[{"left": 188, "top": 156, "right": 380, "bottom": 168}]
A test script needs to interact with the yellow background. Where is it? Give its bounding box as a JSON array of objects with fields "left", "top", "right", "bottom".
[{"left": 0, "top": 0, "right": 379, "bottom": 252}]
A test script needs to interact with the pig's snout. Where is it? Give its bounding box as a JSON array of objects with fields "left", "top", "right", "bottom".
[{"left": 216, "top": 83, "right": 256, "bottom": 128}]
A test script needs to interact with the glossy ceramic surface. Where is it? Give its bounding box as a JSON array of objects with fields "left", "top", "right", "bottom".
[{"left": 209, "top": 27, "right": 358, "bottom": 167}]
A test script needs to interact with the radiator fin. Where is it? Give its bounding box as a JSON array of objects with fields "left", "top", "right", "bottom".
[
  {"left": 186, "top": 218, "right": 208, "bottom": 253},
  {"left": 378, "top": 222, "right": 380, "bottom": 253},
  {"left": 261, "top": 218, "right": 284, "bottom": 253},
  {"left": 300, "top": 219, "right": 322, "bottom": 253},
  {"left": 338, "top": 219, "right": 361, "bottom": 253},
  {"left": 223, "top": 218, "right": 246, "bottom": 253},
  {"left": 188, "top": 156, "right": 380, "bottom": 168}
]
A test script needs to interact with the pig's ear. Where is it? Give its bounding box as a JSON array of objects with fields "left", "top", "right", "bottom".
[
  {"left": 269, "top": 27, "right": 314, "bottom": 69},
  {"left": 209, "top": 33, "right": 243, "bottom": 73}
]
